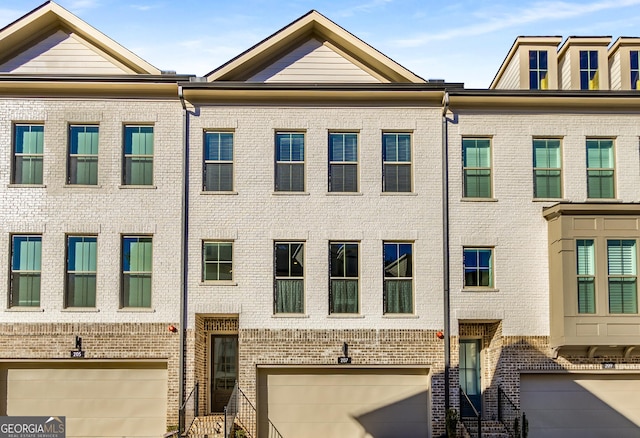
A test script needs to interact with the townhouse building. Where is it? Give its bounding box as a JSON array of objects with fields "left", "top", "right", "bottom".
[
  {"left": 1, "top": 2, "right": 640, "bottom": 438},
  {"left": 0, "top": 3, "right": 190, "bottom": 437}
]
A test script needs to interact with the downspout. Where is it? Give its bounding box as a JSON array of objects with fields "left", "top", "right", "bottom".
[
  {"left": 441, "top": 90, "right": 451, "bottom": 428},
  {"left": 178, "top": 84, "right": 189, "bottom": 426}
]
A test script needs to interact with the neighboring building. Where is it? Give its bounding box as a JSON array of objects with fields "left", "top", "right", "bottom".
[
  {"left": 2, "top": 2, "right": 640, "bottom": 438},
  {"left": 0, "top": 2, "right": 191, "bottom": 436}
]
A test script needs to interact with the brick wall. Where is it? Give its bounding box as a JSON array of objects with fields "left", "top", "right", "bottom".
[{"left": 0, "top": 322, "right": 181, "bottom": 427}]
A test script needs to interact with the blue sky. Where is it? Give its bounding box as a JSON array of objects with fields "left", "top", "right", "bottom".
[{"left": 2, "top": 0, "right": 640, "bottom": 87}]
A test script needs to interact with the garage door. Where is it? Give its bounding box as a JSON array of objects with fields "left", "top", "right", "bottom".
[
  {"left": 521, "top": 373, "right": 640, "bottom": 438},
  {"left": 258, "top": 367, "right": 430, "bottom": 438},
  {"left": 0, "top": 362, "right": 167, "bottom": 438}
]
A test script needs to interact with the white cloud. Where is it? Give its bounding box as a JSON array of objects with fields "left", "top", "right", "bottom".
[
  {"left": 67, "top": 0, "right": 101, "bottom": 12},
  {"left": 335, "top": 0, "right": 393, "bottom": 17},
  {"left": 393, "top": 0, "right": 640, "bottom": 47}
]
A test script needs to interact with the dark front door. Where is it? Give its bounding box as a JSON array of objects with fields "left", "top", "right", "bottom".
[
  {"left": 210, "top": 335, "right": 238, "bottom": 413},
  {"left": 460, "top": 339, "right": 482, "bottom": 417}
]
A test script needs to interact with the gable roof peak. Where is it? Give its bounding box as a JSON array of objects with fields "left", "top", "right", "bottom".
[{"left": 206, "top": 9, "right": 425, "bottom": 83}]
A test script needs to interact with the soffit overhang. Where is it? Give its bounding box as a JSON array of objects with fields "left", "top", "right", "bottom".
[
  {"left": 206, "top": 10, "right": 425, "bottom": 84},
  {"left": 0, "top": 74, "right": 192, "bottom": 98},
  {"left": 0, "top": 1, "right": 161, "bottom": 74},
  {"left": 180, "top": 82, "right": 455, "bottom": 104},
  {"left": 543, "top": 203, "right": 640, "bottom": 221},
  {"left": 448, "top": 90, "right": 640, "bottom": 110}
]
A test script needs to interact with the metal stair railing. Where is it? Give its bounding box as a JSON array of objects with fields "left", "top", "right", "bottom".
[
  {"left": 179, "top": 382, "right": 199, "bottom": 436},
  {"left": 498, "top": 385, "right": 521, "bottom": 438},
  {"left": 224, "top": 381, "right": 283, "bottom": 438},
  {"left": 459, "top": 386, "right": 482, "bottom": 438}
]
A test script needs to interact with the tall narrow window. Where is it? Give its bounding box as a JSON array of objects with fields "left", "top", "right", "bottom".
[
  {"left": 123, "top": 125, "right": 153, "bottom": 185},
  {"left": 383, "top": 242, "right": 413, "bottom": 313},
  {"left": 529, "top": 50, "right": 548, "bottom": 90},
  {"left": 586, "top": 138, "right": 615, "bottom": 199},
  {"left": 464, "top": 248, "right": 493, "bottom": 288},
  {"left": 580, "top": 50, "right": 599, "bottom": 90},
  {"left": 382, "top": 133, "right": 411, "bottom": 192},
  {"left": 329, "top": 133, "right": 358, "bottom": 192},
  {"left": 608, "top": 240, "right": 637, "bottom": 314},
  {"left": 275, "top": 132, "right": 304, "bottom": 192},
  {"left": 463, "top": 138, "right": 492, "bottom": 198},
  {"left": 631, "top": 51, "right": 640, "bottom": 90},
  {"left": 533, "top": 138, "right": 562, "bottom": 198},
  {"left": 68, "top": 125, "right": 99, "bottom": 185},
  {"left": 10, "top": 235, "right": 42, "bottom": 307},
  {"left": 13, "top": 124, "right": 44, "bottom": 185},
  {"left": 203, "top": 241, "right": 233, "bottom": 281},
  {"left": 66, "top": 236, "right": 97, "bottom": 307},
  {"left": 122, "top": 236, "right": 152, "bottom": 308},
  {"left": 204, "top": 132, "right": 233, "bottom": 191},
  {"left": 576, "top": 239, "right": 596, "bottom": 314},
  {"left": 329, "top": 242, "right": 359, "bottom": 314},
  {"left": 274, "top": 242, "right": 304, "bottom": 313}
]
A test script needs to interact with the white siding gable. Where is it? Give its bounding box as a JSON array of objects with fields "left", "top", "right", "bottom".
[
  {"left": 248, "top": 38, "right": 381, "bottom": 83},
  {"left": 0, "top": 30, "right": 133, "bottom": 74},
  {"left": 495, "top": 51, "right": 520, "bottom": 89}
]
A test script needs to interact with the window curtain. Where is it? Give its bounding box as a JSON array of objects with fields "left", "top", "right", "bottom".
[
  {"left": 275, "top": 279, "right": 303, "bottom": 313},
  {"left": 384, "top": 280, "right": 412, "bottom": 313},
  {"left": 331, "top": 279, "right": 358, "bottom": 313}
]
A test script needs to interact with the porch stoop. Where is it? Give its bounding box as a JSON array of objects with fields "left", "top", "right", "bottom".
[
  {"left": 461, "top": 419, "right": 511, "bottom": 438},
  {"left": 186, "top": 415, "right": 224, "bottom": 438}
]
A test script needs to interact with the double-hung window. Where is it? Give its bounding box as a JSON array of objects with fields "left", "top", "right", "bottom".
[
  {"left": 275, "top": 132, "right": 304, "bottom": 192},
  {"left": 10, "top": 235, "right": 42, "bottom": 307},
  {"left": 632, "top": 51, "right": 640, "bottom": 90},
  {"left": 329, "top": 242, "right": 359, "bottom": 314},
  {"left": 68, "top": 125, "right": 99, "bottom": 185},
  {"left": 463, "top": 138, "right": 492, "bottom": 198},
  {"left": 329, "top": 133, "right": 358, "bottom": 192},
  {"left": 580, "top": 50, "right": 599, "bottom": 90},
  {"left": 586, "top": 138, "right": 615, "bottom": 199},
  {"left": 203, "top": 241, "right": 233, "bottom": 281},
  {"left": 533, "top": 138, "right": 562, "bottom": 198},
  {"left": 13, "top": 124, "right": 44, "bottom": 185},
  {"left": 383, "top": 242, "right": 413, "bottom": 313},
  {"left": 123, "top": 125, "right": 153, "bottom": 185},
  {"left": 274, "top": 242, "right": 304, "bottom": 313},
  {"left": 382, "top": 133, "right": 411, "bottom": 192},
  {"left": 463, "top": 248, "right": 493, "bottom": 288},
  {"left": 66, "top": 236, "right": 97, "bottom": 307},
  {"left": 121, "top": 236, "right": 152, "bottom": 308},
  {"left": 608, "top": 239, "right": 637, "bottom": 314},
  {"left": 529, "top": 50, "right": 549, "bottom": 90},
  {"left": 576, "top": 239, "right": 596, "bottom": 314},
  {"left": 204, "top": 131, "right": 233, "bottom": 191}
]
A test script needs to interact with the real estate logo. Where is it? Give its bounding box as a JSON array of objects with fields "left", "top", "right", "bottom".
[{"left": 0, "top": 417, "right": 65, "bottom": 438}]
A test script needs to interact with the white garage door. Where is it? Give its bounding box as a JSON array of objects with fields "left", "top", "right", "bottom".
[
  {"left": 1, "top": 362, "right": 167, "bottom": 438},
  {"left": 521, "top": 373, "right": 640, "bottom": 438},
  {"left": 258, "top": 367, "right": 430, "bottom": 438}
]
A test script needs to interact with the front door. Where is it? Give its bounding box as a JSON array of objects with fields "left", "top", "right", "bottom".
[
  {"left": 459, "top": 339, "right": 481, "bottom": 416},
  {"left": 210, "top": 335, "right": 238, "bottom": 413}
]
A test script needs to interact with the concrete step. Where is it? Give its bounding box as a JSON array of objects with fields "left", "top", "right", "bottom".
[
  {"left": 461, "top": 419, "right": 511, "bottom": 438},
  {"left": 186, "top": 415, "right": 224, "bottom": 438}
]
